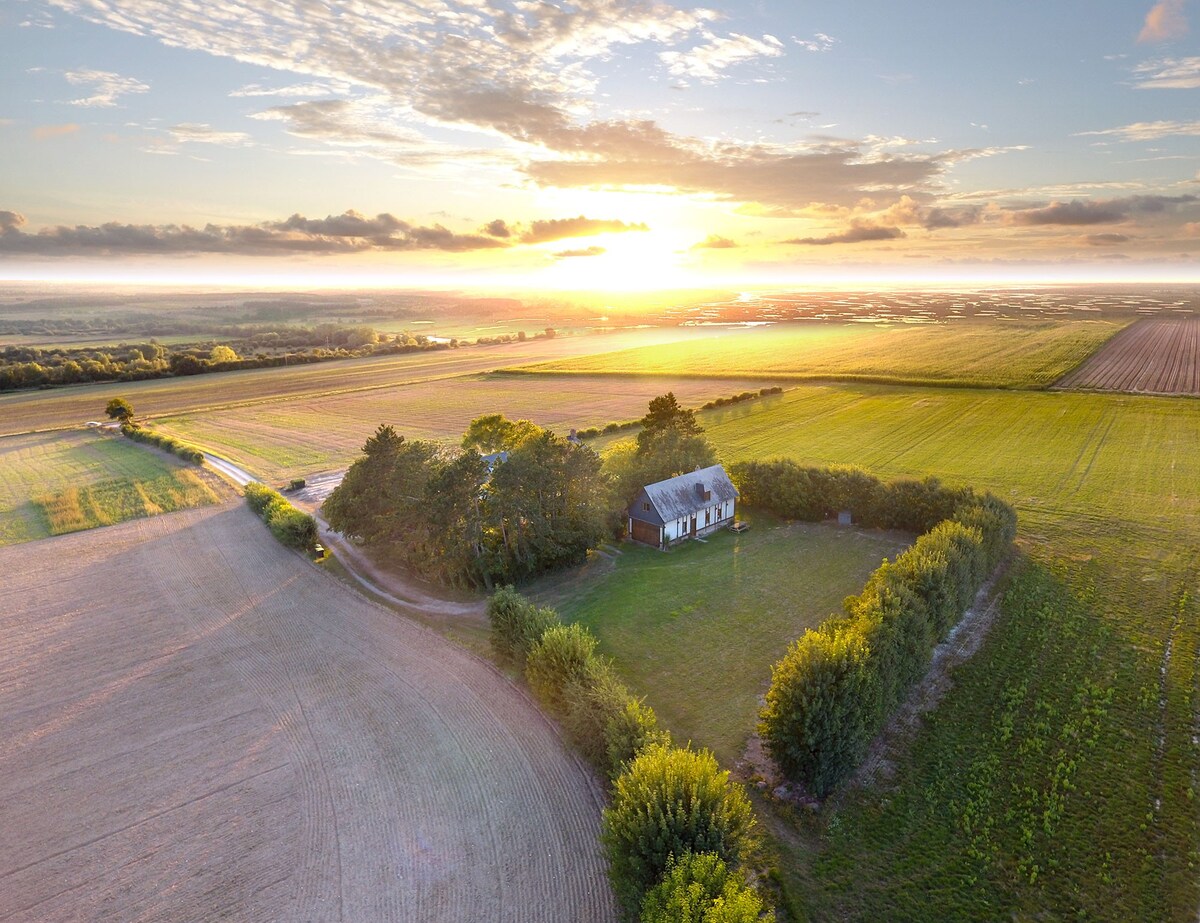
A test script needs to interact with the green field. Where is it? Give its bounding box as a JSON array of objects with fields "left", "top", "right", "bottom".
[
  {"left": 0, "top": 430, "right": 226, "bottom": 544},
  {"left": 538, "top": 518, "right": 910, "bottom": 766},
  {"left": 676, "top": 384, "right": 1200, "bottom": 920},
  {"left": 509, "top": 319, "right": 1128, "bottom": 389}
]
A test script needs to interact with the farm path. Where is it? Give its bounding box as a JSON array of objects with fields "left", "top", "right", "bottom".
[
  {"left": 0, "top": 503, "right": 615, "bottom": 922},
  {"left": 203, "top": 454, "right": 479, "bottom": 618}
]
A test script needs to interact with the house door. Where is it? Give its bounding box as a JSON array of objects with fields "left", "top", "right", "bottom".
[{"left": 690, "top": 516, "right": 697, "bottom": 537}]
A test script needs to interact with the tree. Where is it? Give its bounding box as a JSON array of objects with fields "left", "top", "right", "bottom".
[
  {"left": 209, "top": 344, "right": 238, "bottom": 363},
  {"left": 461, "top": 413, "right": 541, "bottom": 452},
  {"left": 602, "top": 743, "right": 756, "bottom": 916},
  {"left": 487, "top": 585, "right": 560, "bottom": 664},
  {"left": 640, "top": 853, "right": 764, "bottom": 923},
  {"left": 105, "top": 397, "right": 134, "bottom": 426},
  {"left": 638, "top": 391, "right": 703, "bottom": 445}
]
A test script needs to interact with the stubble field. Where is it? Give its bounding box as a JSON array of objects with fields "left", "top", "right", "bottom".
[{"left": 0, "top": 503, "right": 615, "bottom": 922}]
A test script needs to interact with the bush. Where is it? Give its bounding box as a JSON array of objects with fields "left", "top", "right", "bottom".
[
  {"left": 758, "top": 626, "right": 875, "bottom": 797},
  {"left": 525, "top": 623, "right": 600, "bottom": 713},
  {"left": 244, "top": 482, "right": 318, "bottom": 549},
  {"left": 487, "top": 585, "right": 560, "bottom": 664},
  {"left": 562, "top": 663, "right": 632, "bottom": 769},
  {"left": 120, "top": 424, "right": 204, "bottom": 464},
  {"left": 602, "top": 743, "right": 756, "bottom": 917},
  {"left": 604, "top": 696, "right": 670, "bottom": 781},
  {"left": 640, "top": 852, "right": 765, "bottom": 923}
]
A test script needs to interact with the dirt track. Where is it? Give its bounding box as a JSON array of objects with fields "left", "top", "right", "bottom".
[{"left": 0, "top": 503, "right": 615, "bottom": 922}]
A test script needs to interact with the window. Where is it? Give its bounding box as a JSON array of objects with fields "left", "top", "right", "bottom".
[
  {"left": 703, "top": 490, "right": 712, "bottom": 501},
  {"left": 642, "top": 502, "right": 651, "bottom": 512}
]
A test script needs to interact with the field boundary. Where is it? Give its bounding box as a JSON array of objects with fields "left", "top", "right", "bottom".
[
  {"left": 493, "top": 368, "right": 1046, "bottom": 391},
  {"left": 1054, "top": 316, "right": 1200, "bottom": 396}
]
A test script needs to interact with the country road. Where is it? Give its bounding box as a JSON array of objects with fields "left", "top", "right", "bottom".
[{"left": 0, "top": 504, "right": 616, "bottom": 921}]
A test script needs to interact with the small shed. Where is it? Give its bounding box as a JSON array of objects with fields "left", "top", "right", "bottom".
[{"left": 627, "top": 464, "right": 738, "bottom": 550}]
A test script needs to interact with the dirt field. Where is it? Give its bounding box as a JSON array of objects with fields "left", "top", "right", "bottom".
[
  {"left": 0, "top": 504, "right": 615, "bottom": 922},
  {"left": 1055, "top": 316, "right": 1200, "bottom": 394}
]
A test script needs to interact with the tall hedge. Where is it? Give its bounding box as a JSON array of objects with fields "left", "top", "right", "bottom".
[
  {"left": 749, "top": 462, "right": 1017, "bottom": 795},
  {"left": 120, "top": 424, "right": 204, "bottom": 464}
]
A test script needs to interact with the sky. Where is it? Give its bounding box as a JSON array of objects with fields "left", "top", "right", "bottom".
[{"left": 0, "top": 0, "right": 1198, "bottom": 287}]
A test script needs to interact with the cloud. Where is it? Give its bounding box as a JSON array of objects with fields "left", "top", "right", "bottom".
[
  {"left": 0, "top": 209, "right": 511, "bottom": 256},
  {"left": 1184, "top": 222, "right": 1200, "bottom": 236},
  {"left": 553, "top": 245, "right": 606, "bottom": 258},
  {"left": 230, "top": 82, "right": 349, "bottom": 98},
  {"left": 32, "top": 123, "right": 80, "bottom": 141},
  {"left": 1138, "top": 0, "right": 1188, "bottom": 42},
  {"left": 167, "top": 123, "right": 252, "bottom": 146},
  {"left": 692, "top": 234, "right": 738, "bottom": 249},
  {"left": 793, "top": 33, "right": 837, "bottom": 53},
  {"left": 1077, "top": 119, "right": 1200, "bottom": 141},
  {"left": 883, "top": 196, "right": 984, "bottom": 230},
  {"left": 40, "top": 0, "right": 1012, "bottom": 213},
  {"left": 660, "top": 33, "right": 784, "bottom": 80},
  {"left": 785, "top": 221, "right": 905, "bottom": 246},
  {"left": 1008, "top": 194, "right": 1197, "bottom": 226},
  {"left": 1132, "top": 56, "right": 1200, "bottom": 88},
  {"left": 63, "top": 69, "right": 149, "bottom": 107},
  {"left": 519, "top": 216, "right": 648, "bottom": 244},
  {"left": 526, "top": 135, "right": 947, "bottom": 209},
  {"left": 483, "top": 219, "right": 512, "bottom": 238},
  {"left": 1085, "top": 233, "right": 1132, "bottom": 245}
]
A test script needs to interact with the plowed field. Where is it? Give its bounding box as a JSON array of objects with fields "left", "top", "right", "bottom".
[
  {"left": 0, "top": 504, "right": 615, "bottom": 922},
  {"left": 1055, "top": 316, "right": 1200, "bottom": 394}
]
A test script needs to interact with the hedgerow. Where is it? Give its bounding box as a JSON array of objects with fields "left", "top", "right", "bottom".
[
  {"left": 244, "top": 482, "right": 318, "bottom": 550},
  {"left": 740, "top": 460, "right": 1017, "bottom": 795},
  {"left": 120, "top": 424, "right": 205, "bottom": 464}
]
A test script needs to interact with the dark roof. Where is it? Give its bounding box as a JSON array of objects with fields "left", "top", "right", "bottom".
[{"left": 630, "top": 464, "right": 738, "bottom": 523}]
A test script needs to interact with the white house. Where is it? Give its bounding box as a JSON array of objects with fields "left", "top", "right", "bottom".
[{"left": 627, "top": 464, "right": 738, "bottom": 550}]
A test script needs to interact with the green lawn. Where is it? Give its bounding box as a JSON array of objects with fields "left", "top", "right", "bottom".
[
  {"left": 0, "top": 430, "right": 226, "bottom": 544},
  {"left": 507, "top": 319, "right": 1128, "bottom": 389},
  {"left": 540, "top": 517, "right": 910, "bottom": 766},
  {"left": 686, "top": 383, "right": 1200, "bottom": 921}
]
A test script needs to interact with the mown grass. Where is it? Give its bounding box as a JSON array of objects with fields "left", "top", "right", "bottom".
[
  {"left": 688, "top": 383, "right": 1200, "bottom": 920},
  {"left": 508, "top": 319, "right": 1128, "bottom": 389},
  {"left": 0, "top": 430, "right": 225, "bottom": 544},
  {"left": 536, "top": 517, "right": 909, "bottom": 766}
]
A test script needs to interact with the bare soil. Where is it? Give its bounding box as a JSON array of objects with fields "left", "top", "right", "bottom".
[
  {"left": 0, "top": 503, "right": 615, "bottom": 922},
  {"left": 1055, "top": 316, "right": 1200, "bottom": 395}
]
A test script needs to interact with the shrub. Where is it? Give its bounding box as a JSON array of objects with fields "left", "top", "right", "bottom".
[
  {"left": 487, "top": 585, "right": 560, "bottom": 664},
  {"left": 604, "top": 696, "right": 670, "bottom": 780},
  {"left": 120, "top": 424, "right": 204, "bottom": 464},
  {"left": 562, "top": 662, "right": 632, "bottom": 769},
  {"left": 759, "top": 626, "right": 875, "bottom": 796},
  {"left": 244, "top": 482, "right": 318, "bottom": 549},
  {"left": 525, "top": 623, "right": 600, "bottom": 713},
  {"left": 640, "top": 852, "right": 765, "bottom": 923},
  {"left": 269, "top": 505, "right": 319, "bottom": 548},
  {"left": 602, "top": 743, "right": 756, "bottom": 917}
]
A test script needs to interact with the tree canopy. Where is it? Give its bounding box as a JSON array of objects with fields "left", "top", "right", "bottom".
[{"left": 104, "top": 397, "right": 134, "bottom": 425}]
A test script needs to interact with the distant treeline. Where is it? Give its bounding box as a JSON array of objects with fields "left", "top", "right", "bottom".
[
  {"left": 572, "top": 386, "right": 784, "bottom": 439},
  {"left": 0, "top": 322, "right": 560, "bottom": 391}
]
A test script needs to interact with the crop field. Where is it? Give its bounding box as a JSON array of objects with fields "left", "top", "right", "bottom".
[
  {"left": 507, "top": 319, "right": 1127, "bottom": 389},
  {"left": 152, "top": 374, "right": 775, "bottom": 483},
  {"left": 0, "top": 430, "right": 226, "bottom": 545},
  {"left": 1056, "top": 316, "right": 1200, "bottom": 395},
  {"left": 0, "top": 326, "right": 726, "bottom": 437},
  {"left": 686, "top": 384, "right": 1200, "bottom": 920},
  {"left": 538, "top": 519, "right": 909, "bottom": 766}
]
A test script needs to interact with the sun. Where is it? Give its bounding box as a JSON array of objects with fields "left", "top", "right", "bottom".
[{"left": 535, "top": 231, "right": 695, "bottom": 291}]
